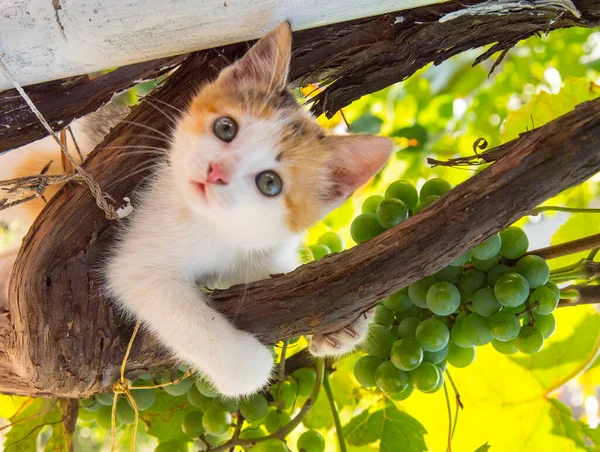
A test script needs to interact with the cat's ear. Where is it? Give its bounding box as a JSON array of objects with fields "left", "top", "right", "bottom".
[
  {"left": 321, "top": 135, "right": 393, "bottom": 209},
  {"left": 218, "top": 22, "right": 292, "bottom": 92}
]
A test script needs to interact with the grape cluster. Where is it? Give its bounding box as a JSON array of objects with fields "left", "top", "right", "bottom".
[
  {"left": 79, "top": 367, "right": 325, "bottom": 451},
  {"left": 348, "top": 178, "right": 559, "bottom": 399}
]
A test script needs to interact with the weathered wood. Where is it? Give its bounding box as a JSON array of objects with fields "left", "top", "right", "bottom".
[{"left": 2, "top": 0, "right": 599, "bottom": 153}]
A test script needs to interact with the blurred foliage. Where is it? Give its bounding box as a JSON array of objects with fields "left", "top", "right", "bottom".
[{"left": 2, "top": 25, "right": 600, "bottom": 452}]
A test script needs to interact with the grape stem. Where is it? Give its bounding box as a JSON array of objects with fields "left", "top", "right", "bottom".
[
  {"left": 208, "top": 360, "right": 325, "bottom": 452},
  {"left": 276, "top": 339, "right": 289, "bottom": 412},
  {"left": 529, "top": 206, "right": 600, "bottom": 216},
  {"left": 550, "top": 260, "right": 600, "bottom": 283},
  {"left": 443, "top": 382, "right": 453, "bottom": 452},
  {"left": 559, "top": 285, "right": 600, "bottom": 308},
  {"left": 323, "top": 367, "right": 348, "bottom": 452},
  {"left": 445, "top": 370, "right": 463, "bottom": 410}
]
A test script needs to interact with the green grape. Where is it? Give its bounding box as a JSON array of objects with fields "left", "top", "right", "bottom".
[
  {"left": 239, "top": 428, "right": 267, "bottom": 439},
  {"left": 530, "top": 286, "right": 559, "bottom": 314},
  {"left": 461, "top": 313, "right": 492, "bottom": 346},
  {"left": 202, "top": 407, "right": 232, "bottom": 436},
  {"left": 81, "top": 399, "right": 103, "bottom": 412},
  {"left": 351, "top": 213, "right": 385, "bottom": 244},
  {"left": 471, "top": 234, "right": 502, "bottom": 260},
  {"left": 317, "top": 231, "right": 344, "bottom": 253},
  {"left": 95, "top": 392, "right": 114, "bottom": 406},
  {"left": 363, "top": 324, "right": 395, "bottom": 358},
  {"left": 426, "top": 282, "right": 461, "bottom": 316},
  {"left": 215, "top": 397, "right": 239, "bottom": 414},
  {"left": 385, "top": 180, "right": 418, "bottom": 210},
  {"left": 292, "top": 368, "right": 317, "bottom": 397},
  {"left": 395, "top": 305, "right": 422, "bottom": 322},
  {"left": 196, "top": 379, "right": 219, "bottom": 398},
  {"left": 182, "top": 411, "right": 205, "bottom": 438},
  {"left": 390, "top": 338, "right": 423, "bottom": 371},
  {"left": 354, "top": 355, "right": 383, "bottom": 387},
  {"left": 534, "top": 313, "right": 556, "bottom": 339},
  {"left": 375, "top": 361, "right": 409, "bottom": 394},
  {"left": 390, "top": 324, "right": 400, "bottom": 339},
  {"left": 78, "top": 407, "right": 97, "bottom": 421},
  {"left": 261, "top": 439, "right": 289, "bottom": 452},
  {"left": 376, "top": 198, "right": 409, "bottom": 229},
  {"left": 96, "top": 405, "right": 116, "bottom": 430},
  {"left": 240, "top": 394, "right": 269, "bottom": 421},
  {"left": 437, "top": 360, "right": 447, "bottom": 372},
  {"left": 450, "top": 321, "right": 473, "bottom": 348},
  {"left": 420, "top": 178, "right": 452, "bottom": 201},
  {"left": 415, "top": 195, "right": 440, "bottom": 212},
  {"left": 492, "top": 338, "right": 518, "bottom": 354},
  {"left": 127, "top": 388, "right": 156, "bottom": 411},
  {"left": 409, "top": 362, "right": 441, "bottom": 393},
  {"left": 500, "top": 226, "right": 529, "bottom": 259},
  {"left": 416, "top": 318, "right": 450, "bottom": 352},
  {"left": 374, "top": 304, "right": 395, "bottom": 328},
  {"left": 408, "top": 276, "right": 436, "bottom": 308},
  {"left": 434, "top": 266, "right": 463, "bottom": 284},
  {"left": 308, "top": 244, "right": 331, "bottom": 260},
  {"left": 489, "top": 311, "right": 520, "bottom": 341},
  {"left": 205, "top": 428, "right": 234, "bottom": 447},
  {"left": 161, "top": 374, "right": 193, "bottom": 396},
  {"left": 155, "top": 441, "right": 188, "bottom": 452},
  {"left": 487, "top": 264, "right": 511, "bottom": 286},
  {"left": 446, "top": 343, "right": 476, "bottom": 368},
  {"left": 450, "top": 251, "right": 470, "bottom": 267},
  {"left": 501, "top": 303, "right": 527, "bottom": 314},
  {"left": 494, "top": 272, "right": 529, "bottom": 307},
  {"left": 458, "top": 268, "right": 487, "bottom": 296},
  {"left": 116, "top": 398, "right": 135, "bottom": 425},
  {"left": 472, "top": 255, "right": 499, "bottom": 272},
  {"left": 272, "top": 381, "right": 298, "bottom": 410},
  {"left": 515, "top": 255, "right": 550, "bottom": 288},
  {"left": 264, "top": 410, "right": 292, "bottom": 434},
  {"left": 515, "top": 326, "right": 544, "bottom": 354},
  {"left": 187, "top": 385, "right": 212, "bottom": 410},
  {"left": 297, "top": 429, "right": 325, "bottom": 452},
  {"left": 544, "top": 281, "right": 560, "bottom": 299},
  {"left": 423, "top": 343, "right": 448, "bottom": 364},
  {"left": 423, "top": 366, "right": 445, "bottom": 393},
  {"left": 397, "top": 317, "right": 421, "bottom": 338},
  {"left": 362, "top": 195, "right": 384, "bottom": 214},
  {"left": 386, "top": 383, "right": 414, "bottom": 401},
  {"left": 472, "top": 287, "right": 502, "bottom": 317},
  {"left": 383, "top": 289, "right": 413, "bottom": 312}
]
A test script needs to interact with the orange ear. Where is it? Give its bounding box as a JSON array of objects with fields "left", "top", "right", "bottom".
[
  {"left": 218, "top": 22, "right": 292, "bottom": 92},
  {"left": 321, "top": 135, "right": 393, "bottom": 208}
]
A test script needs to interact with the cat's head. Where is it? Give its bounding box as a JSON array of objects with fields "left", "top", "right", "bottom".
[{"left": 170, "top": 22, "right": 393, "bottom": 247}]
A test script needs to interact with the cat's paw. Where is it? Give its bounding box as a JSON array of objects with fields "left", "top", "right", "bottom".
[
  {"left": 209, "top": 332, "right": 274, "bottom": 398},
  {"left": 309, "top": 309, "right": 374, "bottom": 357}
]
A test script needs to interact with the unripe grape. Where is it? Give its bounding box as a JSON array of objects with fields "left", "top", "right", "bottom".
[
  {"left": 127, "top": 388, "right": 156, "bottom": 411},
  {"left": 354, "top": 355, "right": 383, "bottom": 387},
  {"left": 423, "top": 343, "right": 448, "bottom": 364},
  {"left": 416, "top": 318, "right": 450, "bottom": 352},
  {"left": 415, "top": 195, "right": 440, "bottom": 212},
  {"left": 317, "top": 232, "right": 344, "bottom": 253},
  {"left": 492, "top": 338, "right": 518, "bottom": 354},
  {"left": 161, "top": 374, "right": 192, "bottom": 397},
  {"left": 297, "top": 430, "right": 325, "bottom": 452},
  {"left": 515, "top": 255, "right": 550, "bottom": 288},
  {"left": 155, "top": 441, "right": 188, "bottom": 452},
  {"left": 362, "top": 195, "right": 384, "bottom": 214},
  {"left": 434, "top": 266, "right": 463, "bottom": 284},
  {"left": 96, "top": 405, "right": 116, "bottom": 430},
  {"left": 446, "top": 343, "right": 476, "bottom": 368},
  {"left": 374, "top": 304, "right": 395, "bottom": 328},
  {"left": 376, "top": 198, "right": 409, "bottom": 229},
  {"left": 116, "top": 398, "right": 136, "bottom": 425},
  {"left": 240, "top": 428, "right": 267, "bottom": 439},
  {"left": 351, "top": 213, "right": 385, "bottom": 244},
  {"left": 202, "top": 407, "right": 232, "bottom": 436},
  {"left": 363, "top": 324, "right": 395, "bottom": 358},
  {"left": 471, "top": 255, "right": 499, "bottom": 272},
  {"left": 500, "top": 226, "right": 529, "bottom": 259},
  {"left": 472, "top": 287, "right": 502, "bottom": 317},
  {"left": 458, "top": 269, "right": 487, "bottom": 296},
  {"left": 182, "top": 411, "right": 205, "bottom": 438},
  {"left": 450, "top": 321, "right": 473, "bottom": 348},
  {"left": 375, "top": 361, "right": 409, "bottom": 394},
  {"left": 515, "top": 326, "right": 544, "bottom": 354},
  {"left": 385, "top": 180, "right": 418, "bottom": 210},
  {"left": 205, "top": 429, "right": 234, "bottom": 447},
  {"left": 397, "top": 317, "right": 421, "bottom": 339},
  {"left": 409, "top": 362, "right": 441, "bottom": 392},
  {"left": 487, "top": 264, "right": 511, "bottom": 286},
  {"left": 383, "top": 289, "right": 413, "bottom": 312},
  {"left": 501, "top": 303, "right": 527, "bottom": 314},
  {"left": 530, "top": 286, "right": 559, "bottom": 315},
  {"left": 95, "top": 392, "right": 114, "bottom": 406},
  {"left": 196, "top": 379, "right": 219, "bottom": 398},
  {"left": 187, "top": 385, "right": 212, "bottom": 410},
  {"left": 240, "top": 394, "right": 268, "bottom": 421},
  {"left": 292, "top": 368, "right": 317, "bottom": 397},
  {"left": 386, "top": 383, "right": 414, "bottom": 401},
  {"left": 420, "top": 178, "right": 452, "bottom": 201},
  {"left": 426, "top": 282, "right": 461, "bottom": 316},
  {"left": 494, "top": 272, "right": 529, "bottom": 307},
  {"left": 526, "top": 313, "right": 556, "bottom": 339},
  {"left": 471, "top": 234, "right": 502, "bottom": 260},
  {"left": 395, "top": 305, "right": 422, "bottom": 323},
  {"left": 81, "top": 399, "right": 103, "bottom": 412},
  {"left": 261, "top": 438, "right": 290, "bottom": 452},
  {"left": 390, "top": 338, "right": 423, "bottom": 371},
  {"left": 408, "top": 276, "right": 436, "bottom": 308},
  {"left": 461, "top": 313, "right": 492, "bottom": 346},
  {"left": 423, "top": 366, "right": 445, "bottom": 393},
  {"left": 308, "top": 244, "right": 331, "bottom": 260},
  {"left": 544, "top": 281, "right": 560, "bottom": 299},
  {"left": 450, "top": 251, "right": 470, "bottom": 267},
  {"left": 489, "top": 311, "right": 521, "bottom": 341}
]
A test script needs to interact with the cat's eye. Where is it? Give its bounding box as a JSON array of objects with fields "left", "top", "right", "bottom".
[
  {"left": 256, "top": 171, "right": 283, "bottom": 197},
  {"left": 213, "top": 116, "right": 237, "bottom": 142}
]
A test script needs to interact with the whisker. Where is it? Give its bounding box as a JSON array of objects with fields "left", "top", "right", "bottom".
[
  {"left": 143, "top": 96, "right": 185, "bottom": 114},
  {"left": 119, "top": 120, "right": 172, "bottom": 141},
  {"left": 128, "top": 133, "right": 172, "bottom": 144},
  {"left": 113, "top": 150, "right": 167, "bottom": 159},
  {"left": 106, "top": 163, "right": 162, "bottom": 188},
  {"left": 143, "top": 98, "right": 180, "bottom": 124}
]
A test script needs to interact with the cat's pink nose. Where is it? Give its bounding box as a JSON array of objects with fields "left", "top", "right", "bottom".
[{"left": 207, "top": 162, "right": 229, "bottom": 185}]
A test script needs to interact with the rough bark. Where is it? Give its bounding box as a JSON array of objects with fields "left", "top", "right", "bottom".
[{"left": 2, "top": 0, "right": 599, "bottom": 153}]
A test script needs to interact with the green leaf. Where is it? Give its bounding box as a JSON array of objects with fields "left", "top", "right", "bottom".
[
  {"left": 302, "top": 387, "right": 333, "bottom": 430},
  {"left": 548, "top": 213, "right": 600, "bottom": 270},
  {"left": 474, "top": 443, "right": 491, "bottom": 452},
  {"left": 4, "top": 398, "right": 63, "bottom": 452},
  {"left": 351, "top": 114, "right": 383, "bottom": 134},
  {"left": 548, "top": 399, "right": 600, "bottom": 450},
  {"left": 344, "top": 409, "right": 382, "bottom": 446},
  {"left": 141, "top": 390, "right": 192, "bottom": 445}
]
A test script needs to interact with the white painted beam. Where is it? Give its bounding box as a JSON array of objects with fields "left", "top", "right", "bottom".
[{"left": 0, "top": 0, "right": 446, "bottom": 90}]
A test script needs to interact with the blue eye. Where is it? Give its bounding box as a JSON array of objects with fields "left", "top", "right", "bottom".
[{"left": 256, "top": 171, "right": 283, "bottom": 197}]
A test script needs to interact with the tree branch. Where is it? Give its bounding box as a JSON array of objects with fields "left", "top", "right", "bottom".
[
  {"left": 526, "top": 233, "right": 600, "bottom": 261},
  {"left": 559, "top": 285, "right": 600, "bottom": 307}
]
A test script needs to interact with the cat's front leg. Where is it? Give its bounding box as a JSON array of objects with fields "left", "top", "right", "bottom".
[{"left": 308, "top": 309, "right": 374, "bottom": 357}]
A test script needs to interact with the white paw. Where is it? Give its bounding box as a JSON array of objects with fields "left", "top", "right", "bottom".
[
  {"left": 208, "top": 332, "right": 274, "bottom": 398},
  {"left": 309, "top": 309, "right": 374, "bottom": 357}
]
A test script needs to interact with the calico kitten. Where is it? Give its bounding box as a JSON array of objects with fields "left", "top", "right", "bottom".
[{"left": 106, "top": 22, "right": 391, "bottom": 397}]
